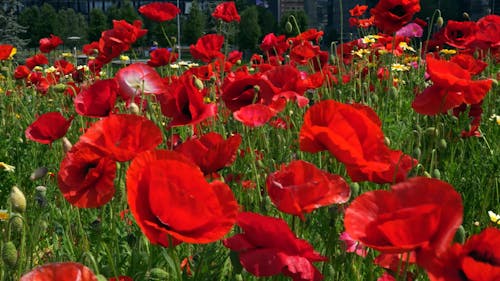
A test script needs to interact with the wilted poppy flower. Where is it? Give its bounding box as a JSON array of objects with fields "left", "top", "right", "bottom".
[
  {"left": 158, "top": 73, "right": 217, "bottom": 127},
  {"left": 126, "top": 150, "right": 239, "bottom": 246},
  {"left": 175, "top": 132, "right": 242, "bottom": 175},
  {"left": 412, "top": 56, "right": 493, "bottom": 115},
  {"left": 424, "top": 227, "right": 500, "bottom": 281},
  {"left": 223, "top": 212, "right": 327, "bottom": 281},
  {"left": 147, "top": 48, "right": 178, "bottom": 67},
  {"left": 25, "top": 112, "right": 73, "bottom": 145},
  {"left": 266, "top": 160, "right": 350, "bottom": 220},
  {"left": 58, "top": 142, "right": 117, "bottom": 208},
  {"left": 115, "top": 63, "right": 165, "bottom": 100},
  {"left": 190, "top": 34, "right": 225, "bottom": 63},
  {"left": 79, "top": 114, "right": 162, "bottom": 162},
  {"left": 0, "top": 44, "right": 16, "bottom": 60},
  {"left": 212, "top": 2, "right": 240, "bottom": 23},
  {"left": 74, "top": 79, "right": 118, "bottom": 117},
  {"left": 370, "top": 0, "right": 421, "bottom": 34},
  {"left": 138, "top": 2, "right": 180, "bottom": 22},
  {"left": 300, "top": 100, "right": 417, "bottom": 184},
  {"left": 20, "top": 262, "right": 98, "bottom": 281},
  {"left": 344, "top": 177, "right": 463, "bottom": 261},
  {"left": 39, "top": 34, "right": 63, "bottom": 53}
]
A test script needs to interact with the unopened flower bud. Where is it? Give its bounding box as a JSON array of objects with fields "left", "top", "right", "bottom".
[
  {"left": 35, "top": 185, "right": 48, "bottom": 207},
  {"left": 413, "top": 148, "right": 422, "bottom": 159},
  {"left": 10, "top": 214, "right": 23, "bottom": 233},
  {"left": 350, "top": 182, "right": 360, "bottom": 198},
  {"left": 425, "top": 127, "right": 439, "bottom": 136},
  {"left": 2, "top": 241, "right": 18, "bottom": 268},
  {"left": 432, "top": 168, "right": 441, "bottom": 179},
  {"left": 96, "top": 275, "right": 108, "bottom": 281},
  {"left": 149, "top": 268, "right": 170, "bottom": 279},
  {"left": 436, "top": 16, "right": 444, "bottom": 28},
  {"left": 454, "top": 225, "right": 465, "bottom": 244},
  {"left": 10, "top": 186, "right": 26, "bottom": 213},
  {"left": 30, "top": 167, "right": 48, "bottom": 181},
  {"left": 462, "top": 12, "right": 470, "bottom": 20},
  {"left": 193, "top": 76, "right": 204, "bottom": 90},
  {"left": 438, "top": 139, "right": 447, "bottom": 150},
  {"left": 53, "top": 83, "right": 67, "bottom": 93},
  {"left": 62, "top": 137, "right": 72, "bottom": 153},
  {"left": 128, "top": 102, "right": 140, "bottom": 115},
  {"left": 285, "top": 21, "right": 293, "bottom": 33}
]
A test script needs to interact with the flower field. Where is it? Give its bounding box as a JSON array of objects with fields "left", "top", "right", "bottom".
[{"left": 0, "top": 1, "right": 499, "bottom": 281}]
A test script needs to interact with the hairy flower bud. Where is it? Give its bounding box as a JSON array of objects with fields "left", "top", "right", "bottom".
[
  {"left": 30, "top": 167, "right": 49, "bottom": 181},
  {"left": 10, "top": 186, "right": 26, "bottom": 213},
  {"left": 2, "top": 241, "right": 18, "bottom": 268}
]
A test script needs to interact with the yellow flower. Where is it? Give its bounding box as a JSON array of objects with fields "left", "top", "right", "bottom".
[
  {"left": 488, "top": 210, "right": 500, "bottom": 224},
  {"left": 352, "top": 48, "right": 370, "bottom": 58},
  {"left": 440, "top": 49, "right": 457, "bottom": 55},
  {"left": 391, "top": 63, "right": 410, "bottom": 72},
  {"left": 0, "top": 210, "right": 9, "bottom": 221},
  {"left": 361, "top": 35, "right": 382, "bottom": 44},
  {"left": 9, "top": 47, "right": 17, "bottom": 59},
  {"left": 0, "top": 162, "right": 15, "bottom": 172},
  {"left": 61, "top": 52, "right": 73, "bottom": 58},
  {"left": 399, "top": 42, "right": 415, "bottom": 52},
  {"left": 44, "top": 66, "right": 57, "bottom": 74},
  {"left": 120, "top": 55, "right": 130, "bottom": 61}
]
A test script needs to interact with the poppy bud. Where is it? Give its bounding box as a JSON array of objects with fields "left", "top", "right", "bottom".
[
  {"left": 285, "top": 21, "right": 293, "bottom": 33},
  {"left": 438, "top": 139, "right": 447, "bottom": 150},
  {"left": 436, "top": 16, "right": 444, "bottom": 28},
  {"left": 235, "top": 275, "right": 243, "bottom": 281},
  {"left": 462, "top": 12, "right": 470, "bottom": 20},
  {"left": 53, "top": 83, "right": 67, "bottom": 93},
  {"left": 454, "top": 225, "right": 465, "bottom": 244},
  {"left": 171, "top": 37, "right": 177, "bottom": 44},
  {"left": 350, "top": 182, "right": 360, "bottom": 198},
  {"left": 425, "top": 127, "right": 439, "bottom": 136},
  {"left": 193, "top": 76, "right": 204, "bottom": 90},
  {"left": 371, "top": 94, "right": 379, "bottom": 103},
  {"left": 384, "top": 137, "right": 390, "bottom": 146},
  {"left": 432, "top": 168, "right": 441, "bottom": 179},
  {"left": 96, "top": 275, "right": 107, "bottom": 281},
  {"left": 62, "top": 137, "right": 72, "bottom": 153},
  {"left": 10, "top": 186, "right": 26, "bottom": 213},
  {"left": 10, "top": 214, "right": 23, "bottom": 233},
  {"left": 253, "top": 85, "right": 260, "bottom": 93},
  {"left": 30, "top": 166, "right": 49, "bottom": 181},
  {"left": 148, "top": 268, "right": 170, "bottom": 279},
  {"left": 2, "top": 241, "right": 17, "bottom": 268},
  {"left": 413, "top": 148, "right": 422, "bottom": 159},
  {"left": 128, "top": 102, "right": 140, "bottom": 115}
]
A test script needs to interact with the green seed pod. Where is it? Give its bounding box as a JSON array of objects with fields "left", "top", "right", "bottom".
[
  {"left": 148, "top": 268, "right": 170, "bottom": 279},
  {"left": 454, "top": 225, "right": 466, "bottom": 244},
  {"left": 10, "top": 186, "right": 26, "bottom": 213},
  {"left": 285, "top": 21, "right": 293, "bottom": 33},
  {"left": 2, "top": 241, "right": 18, "bottom": 269},
  {"left": 350, "top": 182, "right": 360, "bottom": 198},
  {"left": 438, "top": 139, "right": 447, "bottom": 150},
  {"left": 432, "top": 168, "right": 441, "bottom": 179}
]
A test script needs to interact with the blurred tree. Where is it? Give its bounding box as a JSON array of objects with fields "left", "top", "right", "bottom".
[
  {"left": 238, "top": 6, "right": 261, "bottom": 53},
  {"left": 183, "top": 0, "right": 206, "bottom": 45},
  {"left": 88, "top": 8, "right": 109, "bottom": 42},
  {"left": 0, "top": 0, "right": 28, "bottom": 48},
  {"left": 256, "top": 5, "right": 277, "bottom": 38},
  {"left": 53, "top": 8, "right": 88, "bottom": 46}
]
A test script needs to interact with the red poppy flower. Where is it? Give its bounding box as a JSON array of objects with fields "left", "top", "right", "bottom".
[
  {"left": 212, "top": 1, "right": 240, "bottom": 22},
  {"left": 115, "top": 63, "right": 165, "bottom": 100},
  {"left": 450, "top": 54, "right": 488, "bottom": 76},
  {"left": 0, "top": 44, "right": 15, "bottom": 60},
  {"left": 424, "top": 227, "right": 500, "bottom": 281},
  {"left": 233, "top": 103, "right": 278, "bottom": 127},
  {"left": 97, "top": 20, "right": 147, "bottom": 64},
  {"left": 58, "top": 142, "right": 117, "bottom": 208},
  {"left": 266, "top": 160, "right": 350, "bottom": 220},
  {"left": 471, "top": 14, "right": 500, "bottom": 51},
  {"left": 190, "top": 34, "right": 225, "bottom": 63},
  {"left": 54, "top": 59, "right": 75, "bottom": 75},
  {"left": 25, "top": 54, "right": 48, "bottom": 70},
  {"left": 79, "top": 114, "right": 162, "bottom": 162},
  {"left": 147, "top": 48, "right": 178, "bottom": 67},
  {"left": 344, "top": 177, "right": 463, "bottom": 260},
  {"left": 412, "top": 56, "right": 492, "bottom": 115},
  {"left": 25, "top": 112, "right": 73, "bottom": 145},
  {"left": 227, "top": 50, "right": 243, "bottom": 64},
  {"left": 138, "top": 2, "right": 180, "bottom": 22},
  {"left": 109, "top": 277, "right": 133, "bottom": 281},
  {"left": 175, "top": 132, "right": 242, "bottom": 175},
  {"left": 14, "top": 65, "right": 30, "bottom": 79},
  {"left": 82, "top": 41, "right": 99, "bottom": 56},
  {"left": 39, "top": 34, "right": 63, "bottom": 53},
  {"left": 126, "top": 150, "right": 239, "bottom": 246},
  {"left": 290, "top": 29, "right": 324, "bottom": 46},
  {"left": 443, "top": 20, "right": 478, "bottom": 49},
  {"left": 289, "top": 41, "right": 322, "bottom": 65},
  {"left": 223, "top": 212, "right": 327, "bottom": 281},
  {"left": 370, "top": 0, "right": 421, "bottom": 34},
  {"left": 349, "top": 4, "right": 368, "bottom": 17},
  {"left": 260, "top": 33, "right": 290, "bottom": 57},
  {"left": 20, "top": 262, "right": 98, "bottom": 281},
  {"left": 74, "top": 79, "right": 118, "bottom": 117},
  {"left": 158, "top": 73, "right": 217, "bottom": 127},
  {"left": 299, "top": 100, "right": 417, "bottom": 184}
]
